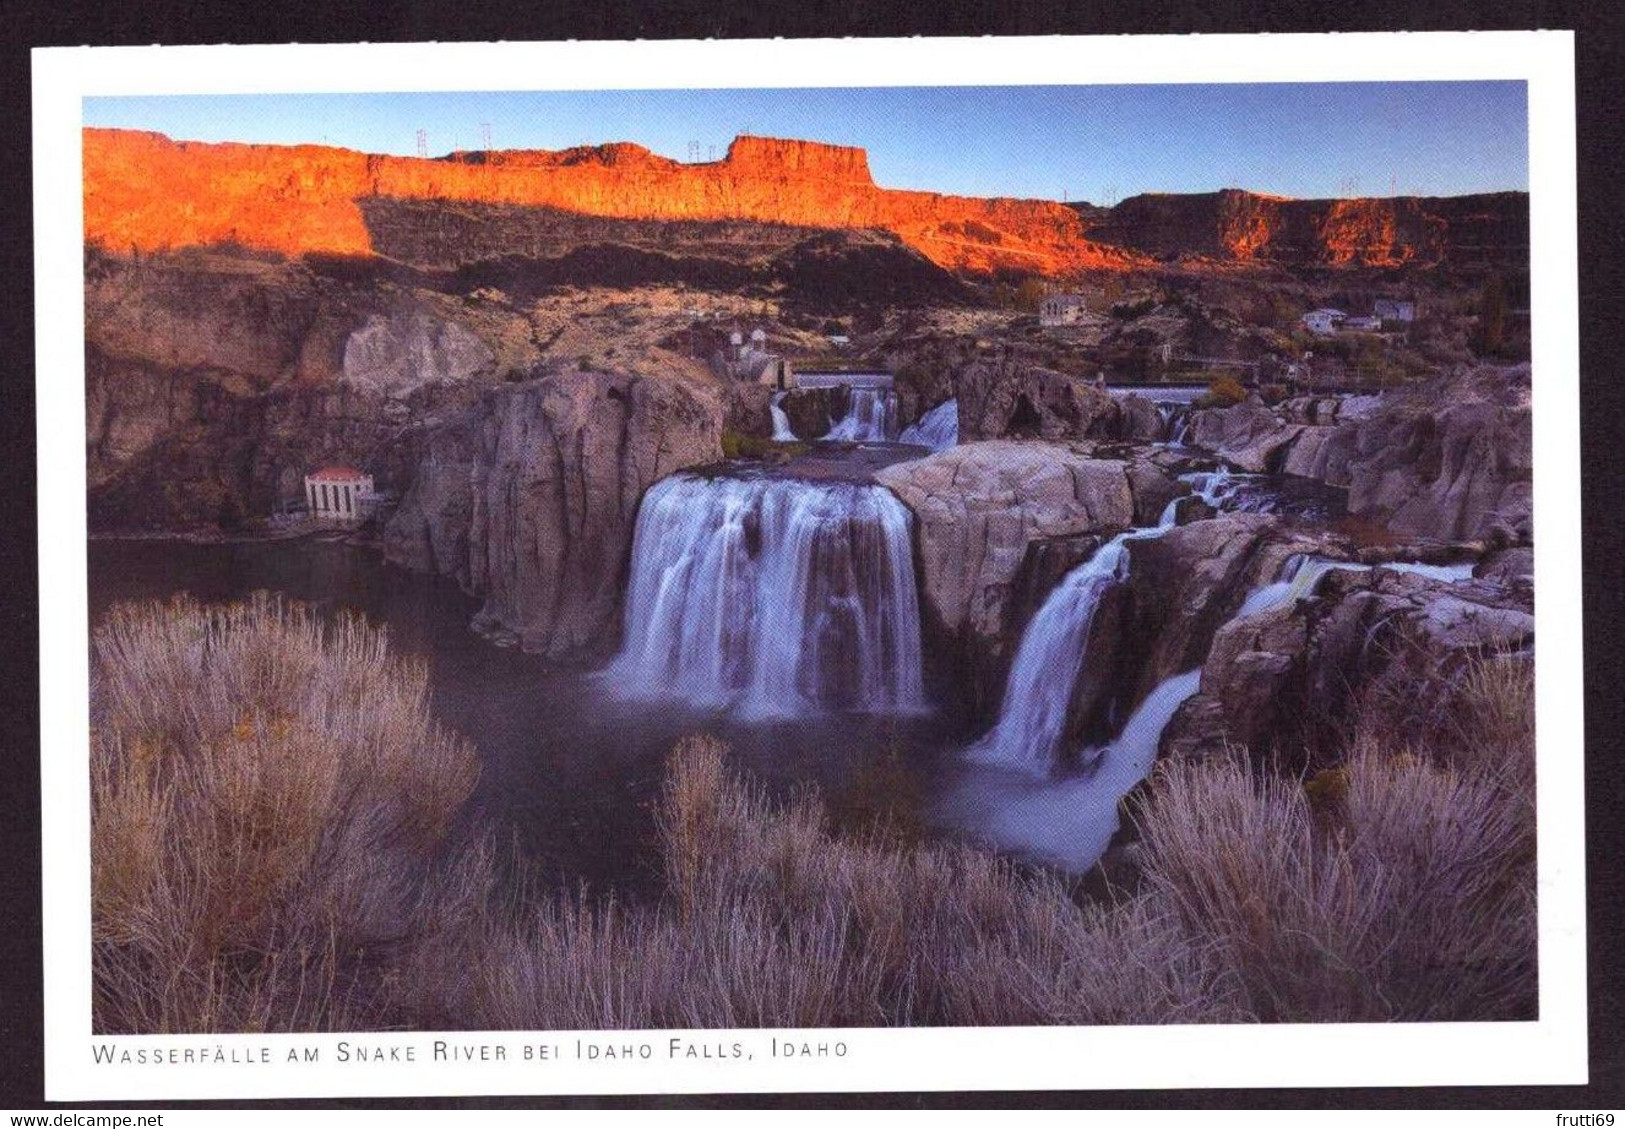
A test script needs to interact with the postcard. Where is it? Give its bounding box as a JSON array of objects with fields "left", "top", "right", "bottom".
[{"left": 31, "top": 31, "right": 1583, "bottom": 1101}]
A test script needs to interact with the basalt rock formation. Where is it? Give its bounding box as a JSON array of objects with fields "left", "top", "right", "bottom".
[
  {"left": 1086, "top": 189, "right": 1529, "bottom": 271},
  {"left": 1188, "top": 366, "right": 1532, "bottom": 542},
  {"left": 383, "top": 372, "right": 724, "bottom": 659},
  {"left": 84, "top": 249, "right": 524, "bottom": 529},
  {"left": 84, "top": 128, "right": 1142, "bottom": 279},
  {"left": 955, "top": 357, "right": 1123, "bottom": 442},
  {"left": 84, "top": 128, "right": 1527, "bottom": 280},
  {"left": 1162, "top": 565, "right": 1534, "bottom": 766}
]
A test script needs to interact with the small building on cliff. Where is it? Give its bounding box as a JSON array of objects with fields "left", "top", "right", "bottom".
[
  {"left": 1302, "top": 308, "right": 1346, "bottom": 335},
  {"left": 304, "top": 466, "right": 375, "bottom": 522},
  {"left": 1374, "top": 298, "right": 1418, "bottom": 324},
  {"left": 1040, "top": 293, "right": 1088, "bottom": 327}
]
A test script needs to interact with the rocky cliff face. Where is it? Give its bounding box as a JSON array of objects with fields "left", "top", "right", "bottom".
[
  {"left": 876, "top": 441, "right": 1139, "bottom": 714},
  {"left": 1089, "top": 189, "right": 1529, "bottom": 270},
  {"left": 383, "top": 372, "right": 723, "bottom": 659},
  {"left": 83, "top": 128, "right": 1140, "bottom": 279},
  {"left": 955, "top": 356, "right": 1124, "bottom": 443},
  {"left": 87, "top": 128, "right": 1525, "bottom": 281},
  {"left": 1162, "top": 565, "right": 1534, "bottom": 766},
  {"left": 1189, "top": 367, "right": 1532, "bottom": 543},
  {"left": 83, "top": 249, "right": 535, "bottom": 529}
]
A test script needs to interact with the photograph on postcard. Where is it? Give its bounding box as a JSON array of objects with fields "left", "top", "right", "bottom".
[{"left": 33, "top": 32, "right": 1585, "bottom": 1098}]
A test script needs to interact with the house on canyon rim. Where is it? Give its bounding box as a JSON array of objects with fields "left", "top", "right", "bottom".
[
  {"left": 1302, "top": 308, "right": 1347, "bottom": 335},
  {"left": 304, "top": 466, "right": 376, "bottom": 522},
  {"left": 1373, "top": 298, "right": 1418, "bottom": 324},
  {"left": 1040, "top": 293, "right": 1090, "bottom": 327}
]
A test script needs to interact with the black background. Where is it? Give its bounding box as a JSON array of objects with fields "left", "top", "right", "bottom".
[{"left": 2, "top": 0, "right": 1620, "bottom": 1111}]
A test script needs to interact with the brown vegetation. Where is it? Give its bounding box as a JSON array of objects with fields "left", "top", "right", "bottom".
[
  {"left": 91, "top": 595, "right": 1536, "bottom": 1032},
  {"left": 91, "top": 595, "right": 479, "bottom": 1032}
]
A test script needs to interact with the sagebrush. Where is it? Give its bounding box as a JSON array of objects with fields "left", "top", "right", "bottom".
[{"left": 91, "top": 596, "right": 1536, "bottom": 1031}]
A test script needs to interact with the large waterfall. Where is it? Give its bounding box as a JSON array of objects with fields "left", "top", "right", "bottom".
[
  {"left": 824, "top": 387, "right": 897, "bottom": 442},
  {"left": 898, "top": 398, "right": 959, "bottom": 452},
  {"left": 603, "top": 472, "right": 926, "bottom": 718}
]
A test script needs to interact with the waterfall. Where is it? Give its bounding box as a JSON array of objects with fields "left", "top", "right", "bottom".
[
  {"left": 967, "top": 533, "right": 1136, "bottom": 774},
  {"left": 769, "top": 391, "right": 796, "bottom": 442},
  {"left": 824, "top": 386, "right": 897, "bottom": 442},
  {"left": 935, "top": 669, "right": 1201, "bottom": 872},
  {"left": 1162, "top": 404, "right": 1194, "bottom": 446},
  {"left": 603, "top": 472, "right": 926, "bottom": 718},
  {"left": 898, "top": 398, "right": 959, "bottom": 452},
  {"left": 1237, "top": 553, "right": 1474, "bottom": 618}
]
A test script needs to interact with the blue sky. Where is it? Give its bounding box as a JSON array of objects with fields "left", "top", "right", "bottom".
[{"left": 84, "top": 83, "right": 1527, "bottom": 202}]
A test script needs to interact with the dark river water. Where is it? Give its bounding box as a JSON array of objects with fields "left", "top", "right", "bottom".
[{"left": 88, "top": 536, "right": 973, "bottom": 897}]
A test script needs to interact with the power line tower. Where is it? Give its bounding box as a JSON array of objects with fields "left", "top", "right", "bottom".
[
  {"left": 415, "top": 128, "right": 427, "bottom": 159},
  {"left": 688, "top": 139, "right": 701, "bottom": 162},
  {"left": 481, "top": 122, "right": 492, "bottom": 152}
]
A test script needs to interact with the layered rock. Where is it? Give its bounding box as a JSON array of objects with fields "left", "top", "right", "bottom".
[
  {"left": 83, "top": 128, "right": 1143, "bottom": 279},
  {"left": 1162, "top": 565, "right": 1532, "bottom": 765},
  {"left": 1187, "top": 367, "right": 1533, "bottom": 543},
  {"left": 384, "top": 371, "right": 723, "bottom": 659},
  {"left": 955, "top": 357, "right": 1123, "bottom": 442},
  {"left": 876, "top": 441, "right": 1134, "bottom": 713},
  {"left": 86, "top": 129, "right": 1528, "bottom": 280},
  {"left": 1088, "top": 188, "right": 1530, "bottom": 270}
]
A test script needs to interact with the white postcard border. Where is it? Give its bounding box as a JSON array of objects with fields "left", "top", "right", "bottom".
[{"left": 32, "top": 31, "right": 1584, "bottom": 1101}]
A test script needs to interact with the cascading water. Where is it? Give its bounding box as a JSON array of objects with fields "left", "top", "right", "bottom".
[
  {"left": 1236, "top": 553, "right": 1475, "bottom": 618},
  {"left": 967, "top": 531, "right": 1145, "bottom": 774},
  {"left": 603, "top": 471, "right": 926, "bottom": 718},
  {"left": 937, "top": 666, "right": 1202, "bottom": 872},
  {"left": 824, "top": 386, "right": 897, "bottom": 442},
  {"left": 898, "top": 398, "right": 959, "bottom": 452},
  {"left": 769, "top": 391, "right": 796, "bottom": 442}
]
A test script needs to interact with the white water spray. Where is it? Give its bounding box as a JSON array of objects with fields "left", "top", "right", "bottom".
[
  {"left": 898, "top": 398, "right": 959, "bottom": 452},
  {"left": 824, "top": 386, "right": 897, "bottom": 442}
]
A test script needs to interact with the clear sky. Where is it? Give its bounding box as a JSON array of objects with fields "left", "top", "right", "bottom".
[{"left": 84, "top": 83, "right": 1527, "bottom": 203}]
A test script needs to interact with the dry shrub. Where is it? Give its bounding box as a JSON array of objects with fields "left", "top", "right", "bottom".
[
  {"left": 90, "top": 594, "right": 479, "bottom": 1033},
  {"left": 1134, "top": 648, "right": 1536, "bottom": 1022},
  {"left": 404, "top": 735, "right": 1233, "bottom": 1031},
  {"left": 93, "top": 597, "right": 1535, "bottom": 1032}
]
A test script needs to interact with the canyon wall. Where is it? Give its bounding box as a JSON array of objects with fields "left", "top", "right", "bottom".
[
  {"left": 1088, "top": 189, "right": 1528, "bottom": 270},
  {"left": 83, "top": 128, "right": 1139, "bottom": 278},
  {"left": 84, "top": 129, "right": 1528, "bottom": 279},
  {"left": 383, "top": 373, "right": 724, "bottom": 659}
]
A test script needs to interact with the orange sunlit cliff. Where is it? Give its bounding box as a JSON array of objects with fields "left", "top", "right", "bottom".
[
  {"left": 82, "top": 128, "right": 1142, "bottom": 277},
  {"left": 83, "top": 128, "right": 1528, "bottom": 276}
]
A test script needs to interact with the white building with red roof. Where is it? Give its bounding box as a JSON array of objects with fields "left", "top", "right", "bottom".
[{"left": 303, "top": 466, "right": 375, "bottom": 521}]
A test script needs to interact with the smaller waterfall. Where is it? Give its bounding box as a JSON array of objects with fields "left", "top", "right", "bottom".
[
  {"left": 934, "top": 669, "right": 1201, "bottom": 872},
  {"left": 1163, "top": 404, "right": 1194, "bottom": 446},
  {"left": 1237, "top": 553, "right": 1475, "bottom": 619},
  {"left": 898, "top": 398, "right": 959, "bottom": 452},
  {"left": 769, "top": 391, "right": 796, "bottom": 442},
  {"left": 967, "top": 533, "right": 1136, "bottom": 774},
  {"left": 824, "top": 387, "right": 897, "bottom": 443}
]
